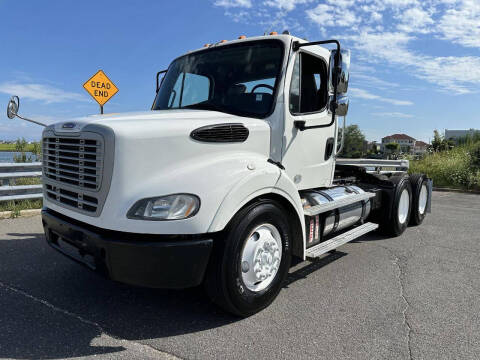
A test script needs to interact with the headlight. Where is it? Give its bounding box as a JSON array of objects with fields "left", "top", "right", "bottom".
[{"left": 127, "top": 194, "right": 200, "bottom": 221}]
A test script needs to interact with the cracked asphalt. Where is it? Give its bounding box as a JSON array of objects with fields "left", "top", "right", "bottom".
[{"left": 0, "top": 191, "right": 479, "bottom": 360}]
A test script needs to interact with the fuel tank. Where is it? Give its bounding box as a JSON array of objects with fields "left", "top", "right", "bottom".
[{"left": 302, "top": 185, "right": 372, "bottom": 247}]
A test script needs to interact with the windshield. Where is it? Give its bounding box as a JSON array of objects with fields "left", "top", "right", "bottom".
[{"left": 152, "top": 40, "right": 284, "bottom": 118}]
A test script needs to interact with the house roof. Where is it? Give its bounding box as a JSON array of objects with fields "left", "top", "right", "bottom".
[
  {"left": 383, "top": 133, "right": 416, "bottom": 141},
  {"left": 415, "top": 141, "right": 429, "bottom": 147}
]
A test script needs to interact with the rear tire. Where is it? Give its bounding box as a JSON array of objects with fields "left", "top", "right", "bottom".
[
  {"left": 409, "top": 174, "right": 429, "bottom": 226},
  {"left": 204, "top": 199, "right": 292, "bottom": 317},
  {"left": 381, "top": 175, "right": 412, "bottom": 236}
]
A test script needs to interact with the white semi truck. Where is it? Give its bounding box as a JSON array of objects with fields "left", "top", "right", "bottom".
[{"left": 6, "top": 33, "right": 431, "bottom": 317}]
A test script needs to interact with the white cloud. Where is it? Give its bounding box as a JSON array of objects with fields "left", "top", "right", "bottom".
[
  {"left": 307, "top": 3, "right": 359, "bottom": 29},
  {"left": 214, "top": 0, "right": 252, "bottom": 8},
  {"left": 396, "top": 6, "right": 434, "bottom": 34},
  {"left": 352, "top": 73, "right": 400, "bottom": 89},
  {"left": 372, "top": 112, "right": 414, "bottom": 118},
  {"left": 349, "top": 88, "right": 413, "bottom": 105},
  {"left": 264, "top": 0, "right": 312, "bottom": 12},
  {"left": 437, "top": 0, "right": 480, "bottom": 48},
  {"left": 0, "top": 82, "right": 86, "bottom": 104},
  {"left": 346, "top": 31, "right": 480, "bottom": 94}
]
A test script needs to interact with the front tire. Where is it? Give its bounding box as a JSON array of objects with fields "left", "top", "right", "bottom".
[{"left": 205, "top": 200, "right": 292, "bottom": 317}]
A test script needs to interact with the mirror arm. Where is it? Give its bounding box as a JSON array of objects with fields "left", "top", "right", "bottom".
[
  {"left": 292, "top": 39, "right": 341, "bottom": 131},
  {"left": 15, "top": 113, "right": 47, "bottom": 127}
]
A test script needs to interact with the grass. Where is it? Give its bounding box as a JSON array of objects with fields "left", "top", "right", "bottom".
[
  {"left": 0, "top": 143, "right": 36, "bottom": 152},
  {"left": 0, "top": 199, "right": 43, "bottom": 217},
  {"left": 410, "top": 142, "right": 480, "bottom": 191},
  {"left": 0, "top": 178, "right": 43, "bottom": 217}
]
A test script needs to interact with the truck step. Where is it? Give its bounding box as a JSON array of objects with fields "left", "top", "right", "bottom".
[
  {"left": 306, "top": 222, "right": 379, "bottom": 260},
  {"left": 303, "top": 192, "right": 376, "bottom": 217}
]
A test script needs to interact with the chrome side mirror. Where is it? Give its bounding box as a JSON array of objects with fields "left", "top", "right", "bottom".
[
  {"left": 328, "top": 49, "right": 350, "bottom": 94},
  {"left": 6, "top": 96, "right": 19, "bottom": 119}
]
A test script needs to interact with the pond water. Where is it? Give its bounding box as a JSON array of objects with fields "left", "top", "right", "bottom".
[{"left": 0, "top": 152, "right": 38, "bottom": 163}]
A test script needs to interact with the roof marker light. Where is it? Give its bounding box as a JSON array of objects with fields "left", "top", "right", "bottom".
[
  {"left": 204, "top": 44, "right": 210, "bottom": 47},
  {"left": 270, "top": 31, "right": 278, "bottom": 35},
  {"left": 220, "top": 40, "right": 228, "bottom": 43},
  {"left": 238, "top": 35, "right": 246, "bottom": 39}
]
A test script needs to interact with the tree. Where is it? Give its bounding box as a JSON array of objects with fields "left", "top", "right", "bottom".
[
  {"left": 385, "top": 142, "right": 400, "bottom": 154},
  {"left": 31, "top": 141, "right": 42, "bottom": 161},
  {"left": 340, "top": 124, "right": 366, "bottom": 158},
  {"left": 15, "top": 137, "right": 28, "bottom": 153},
  {"left": 13, "top": 137, "right": 33, "bottom": 163},
  {"left": 431, "top": 129, "right": 454, "bottom": 152}
]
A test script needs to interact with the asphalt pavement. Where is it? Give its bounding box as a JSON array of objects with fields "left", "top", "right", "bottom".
[{"left": 0, "top": 191, "right": 479, "bottom": 360}]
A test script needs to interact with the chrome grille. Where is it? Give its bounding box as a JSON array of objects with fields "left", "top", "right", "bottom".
[
  {"left": 45, "top": 184, "right": 99, "bottom": 213},
  {"left": 42, "top": 132, "right": 104, "bottom": 214},
  {"left": 42, "top": 135, "right": 103, "bottom": 191}
]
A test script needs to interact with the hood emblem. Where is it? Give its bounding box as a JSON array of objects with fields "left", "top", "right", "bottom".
[{"left": 62, "top": 122, "right": 76, "bottom": 129}]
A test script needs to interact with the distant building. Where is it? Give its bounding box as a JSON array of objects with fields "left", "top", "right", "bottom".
[
  {"left": 445, "top": 129, "right": 480, "bottom": 143},
  {"left": 413, "top": 140, "right": 429, "bottom": 155},
  {"left": 381, "top": 134, "right": 416, "bottom": 153},
  {"left": 381, "top": 134, "right": 429, "bottom": 156}
]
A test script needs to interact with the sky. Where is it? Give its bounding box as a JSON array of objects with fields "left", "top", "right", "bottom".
[{"left": 0, "top": 0, "right": 479, "bottom": 143}]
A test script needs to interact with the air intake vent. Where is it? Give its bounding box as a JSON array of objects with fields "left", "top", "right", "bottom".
[{"left": 190, "top": 123, "right": 249, "bottom": 143}]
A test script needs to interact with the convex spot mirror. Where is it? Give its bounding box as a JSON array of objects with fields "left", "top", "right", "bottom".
[
  {"left": 335, "top": 95, "right": 349, "bottom": 117},
  {"left": 329, "top": 49, "right": 350, "bottom": 94},
  {"left": 6, "top": 96, "right": 19, "bottom": 119}
]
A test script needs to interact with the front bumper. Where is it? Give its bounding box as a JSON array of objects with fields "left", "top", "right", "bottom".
[{"left": 41, "top": 209, "right": 213, "bottom": 289}]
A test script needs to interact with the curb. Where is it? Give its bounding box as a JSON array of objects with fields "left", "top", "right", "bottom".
[
  {"left": 433, "top": 187, "right": 480, "bottom": 195},
  {"left": 0, "top": 208, "right": 42, "bottom": 219}
]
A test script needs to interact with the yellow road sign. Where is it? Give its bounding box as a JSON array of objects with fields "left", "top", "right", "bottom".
[{"left": 83, "top": 70, "right": 118, "bottom": 107}]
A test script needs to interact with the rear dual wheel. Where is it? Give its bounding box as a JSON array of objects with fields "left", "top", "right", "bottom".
[
  {"left": 409, "top": 174, "right": 429, "bottom": 226},
  {"left": 381, "top": 174, "right": 413, "bottom": 236}
]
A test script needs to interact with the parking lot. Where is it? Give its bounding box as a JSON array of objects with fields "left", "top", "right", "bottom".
[{"left": 0, "top": 191, "right": 479, "bottom": 360}]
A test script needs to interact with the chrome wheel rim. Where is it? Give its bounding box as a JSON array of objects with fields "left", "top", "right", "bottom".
[
  {"left": 240, "top": 223, "right": 282, "bottom": 292},
  {"left": 418, "top": 184, "right": 428, "bottom": 215},
  {"left": 398, "top": 188, "right": 410, "bottom": 224}
]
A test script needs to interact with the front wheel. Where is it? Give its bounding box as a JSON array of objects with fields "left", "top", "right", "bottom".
[{"left": 205, "top": 200, "right": 292, "bottom": 317}]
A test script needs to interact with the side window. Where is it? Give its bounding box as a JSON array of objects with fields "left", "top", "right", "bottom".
[{"left": 289, "top": 53, "right": 328, "bottom": 114}]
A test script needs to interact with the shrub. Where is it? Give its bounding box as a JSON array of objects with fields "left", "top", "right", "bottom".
[{"left": 410, "top": 141, "right": 480, "bottom": 190}]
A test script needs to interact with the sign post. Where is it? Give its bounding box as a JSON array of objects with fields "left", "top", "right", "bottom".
[{"left": 83, "top": 70, "right": 118, "bottom": 114}]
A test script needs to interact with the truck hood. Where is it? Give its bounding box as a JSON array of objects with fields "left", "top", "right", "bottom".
[{"left": 51, "top": 109, "right": 248, "bottom": 133}]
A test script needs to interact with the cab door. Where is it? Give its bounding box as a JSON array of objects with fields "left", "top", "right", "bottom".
[{"left": 281, "top": 47, "right": 337, "bottom": 190}]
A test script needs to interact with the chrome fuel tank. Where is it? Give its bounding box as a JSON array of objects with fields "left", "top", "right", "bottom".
[{"left": 303, "top": 185, "right": 372, "bottom": 244}]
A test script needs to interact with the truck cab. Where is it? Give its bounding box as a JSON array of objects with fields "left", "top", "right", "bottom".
[{"left": 11, "top": 33, "right": 432, "bottom": 317}]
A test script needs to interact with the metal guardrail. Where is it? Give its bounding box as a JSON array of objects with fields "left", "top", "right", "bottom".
[
  {"left": 0, "top": 162, "right": 42, "bottom": 202},
  {"left": 336, "top": 158, "right": 409, "bottom": 174}
]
